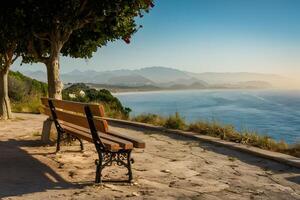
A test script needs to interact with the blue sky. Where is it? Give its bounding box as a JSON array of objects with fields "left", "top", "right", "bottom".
[{"left": 12, "top": 0, "right": 300, "bottom": 76}]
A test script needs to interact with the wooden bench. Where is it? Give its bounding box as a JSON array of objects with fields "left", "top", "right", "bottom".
[{"left": 41, "top": 98, "right": 145, "bottom": 183}]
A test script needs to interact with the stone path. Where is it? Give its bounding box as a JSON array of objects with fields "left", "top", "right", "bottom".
[{"left": 0, "top": 113, "right": 299, "bottom": 199}]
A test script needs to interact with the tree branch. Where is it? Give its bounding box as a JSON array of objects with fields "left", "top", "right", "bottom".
[
  {"left": 73, "top": 10, "right": 94, "bottom": 31},
  {"left": 79, "top": 0, "right": 88, "bottom": 14},
  {"left": 12, "top": 53, "right": 19, "bottom": 64},
  {"left": 33, "top": 32, "right": 51, "bottom": 42},
  {"left": 27, "top": 40, "right": 48, "bottom": 64}
]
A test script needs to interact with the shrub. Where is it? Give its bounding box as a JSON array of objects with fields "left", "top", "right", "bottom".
[
  {"left": 189, "top": 121, "right": 241, "bottom": 142},
  {"left": 9, "top": 71, "right": 47, "bottom": 113},
  {"left": 11, "top": 97, "right": 42, "bottom": 113},
  {"left": 62, "top": 83, "right": 131, "bottom": 119},
  {"left": 164, "top": 112, "right": 186, "bottom": 130},
  {"left": 131, "top": 113, "right": 166, "bottom": 126},
  {"left": 131, "top": 112, "right": 299, "bottom": 157},
  {"left": 283, "top": 143, "right": 300, "bottom": 157}
]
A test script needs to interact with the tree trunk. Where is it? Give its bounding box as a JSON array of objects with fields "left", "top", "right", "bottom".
[
  {"left": 41, "top": 41, "right": 63, "bottom": 143},
  {"left": 0, "top": 69, "right": 12, "bottom": 120},
  {"left": 46, "top": 53, "right": 63, "bottom": 99}
]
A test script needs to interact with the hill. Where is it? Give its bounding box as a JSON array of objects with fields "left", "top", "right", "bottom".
[
  {"left": 8, "top": 71, "right": 48, "bottom": 113},
  {"left": 20, "top": 66, "right": 288, "bottom": 89},
  {"left": 8, "top": 71, "right": 131, "bottom": 118},
  {"left": 107, "top": 74, "right": 154, "bottom": 86},
  {"left": 188, "top": 72, "right": 285, "bottom": 87}
]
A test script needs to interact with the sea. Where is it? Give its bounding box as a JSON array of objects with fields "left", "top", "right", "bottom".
[{"left": 115, "top": 89, "right": 300, "bottom": 144}]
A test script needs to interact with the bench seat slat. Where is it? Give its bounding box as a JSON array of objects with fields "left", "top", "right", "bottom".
[
  {"left": 63, "top": 126, "right": 120, "bottom": 151},
  {"left": 61, "top": 122, "right": 133, "bottom": 149},
  {"left": 64, "top": 123, "right": 146, "bottom": 148},
  {"left": 107, "top": 130, "right": 145, "bottom": 148}
]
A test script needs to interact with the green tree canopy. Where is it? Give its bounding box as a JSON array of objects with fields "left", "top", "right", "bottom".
[{"left": 21, "top": 0, "right": 154, "bottom": 99}]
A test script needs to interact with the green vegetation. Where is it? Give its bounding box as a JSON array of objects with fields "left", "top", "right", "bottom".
[
  {"left": 228, "top": 156, "right": 237, "bottom": 162},
  {"left": 131, "top": 112, "right": 300, "bottom": 158},
  {"left": 9, "top": 71, "right": 47, "bottom": 113},
  {"left": 8, "top": 72, "right": 131, "bottom": 119},
  {"left": 164, "top": 112, "right": 186, "bottom": 130},
  {"left": 132, "top": 114, "right": 166, "bottom": 126},
  {"left": 20, "top": 0, "right": 154, "bottom": 100},
  {"left": 1, "top": 1, "right": 153, "bottom": 121},
  {"left": 62, "top": 83, "right": 131, "bottom": 119},
  {"left": 32, "top": 131, "right": 42, "bottom": 137}
]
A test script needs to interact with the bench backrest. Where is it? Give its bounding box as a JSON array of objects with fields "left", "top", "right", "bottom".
[{"left": 41, "top": 98, "right": 108, "bottom": 133}]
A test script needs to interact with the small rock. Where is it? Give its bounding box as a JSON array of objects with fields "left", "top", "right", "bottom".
[
  {"left": 139, "top": 190, "right": 155, "bottom": 196},
  {"left": 132, "top": 192, "right": 140, "bottom": 197},
  {"left": 169, "top": 181, "right": 176, "bottom": 187},
  {"left": 132, "top": 181, "right": 139, "bottom": 186},
  {"left": 161, "top": 169, "right": 171, "bottom": 173},
  {"left": 233, "top": 171, "right": 242, "bottom": 176},
  {"left": 82, "top": 153, "right": 90, "bottom": 157},
  {"left": 103, "top": 184, "right": 117, "bottom": 190},
  {"left": 265, "top": 171, "right": 273, "bottom": 175},
  {"left": 126, "top": 192, "right": 140, "bottom": 197},
  {"left": 254, "top": 190, "right": 264, "bottom": 195},
  {"left": 58, "top": 163, "right": 64, "bottom": 169},
  {"left": 205, "top": 160, "right": 212, "bottom": 164},
  {"left": 68, "top": 171, "right": 76, "bottom": 178}
]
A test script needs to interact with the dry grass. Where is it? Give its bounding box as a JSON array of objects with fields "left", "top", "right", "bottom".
[
  {"left": 11, "top": 98, "right": 42, "bottom": 114},
  {"left": 131, "top": 113, "right": 300, "bottom": 158},
  {"left": 131, "top": 113, "right": 166, "bottom": 126},
  {"left": 164, "top": 112, "right": 186, "bottom": 130}
]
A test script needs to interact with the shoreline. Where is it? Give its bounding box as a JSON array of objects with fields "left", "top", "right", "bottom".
[
  {"left": 112, "top": 87, "right": 299, "bottom": 95},
  {"left": 113, "top": 89, "right": 300, "bottom": 144}
]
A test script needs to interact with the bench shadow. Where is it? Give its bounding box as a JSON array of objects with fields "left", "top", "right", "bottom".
[
  {"left": 0, "top": 139, "right": 80, "bottom": 198},
  {"left": 111, "top": 123, "right": 300, "bottom": 182},
  {"left": 286, "top": 176, "right": 300, "bottom": 184}
]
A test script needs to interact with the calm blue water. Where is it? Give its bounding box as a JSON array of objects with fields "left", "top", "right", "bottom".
[{"left": 115, "top": 89, "right": 300, "bottom": 144}]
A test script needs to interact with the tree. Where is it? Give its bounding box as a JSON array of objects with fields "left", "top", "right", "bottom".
[
  {"left": 23, "top": 0, "right": 154, "bottom": 99},
  {"left": 20, "top": 0, "right": 153, "bottom": 141},
  {"left": 0, "top": 3, "right": 25, "bottom": 119}
]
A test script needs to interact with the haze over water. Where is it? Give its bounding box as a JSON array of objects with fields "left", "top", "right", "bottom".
[{"left": 116, "top": 89, "right": 300, "bottom": 144}]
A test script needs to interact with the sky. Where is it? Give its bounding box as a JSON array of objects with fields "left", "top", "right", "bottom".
[{"left": 12, "top": 0, "right": 300, "bottom": 77}]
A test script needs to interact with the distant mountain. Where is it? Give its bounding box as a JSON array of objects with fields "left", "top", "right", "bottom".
[
  {"left": 167, "top": 81, "right": 208, "bottom": 90},
  {"left": 107, "top": 74, "right": 155, "bottom": 86},
  {"left": 19, "top": 66, "right": 289, "bottom": 89},
  {"left": 236, "top": 81, "right": 272, "bottom": 89},
  {"left": 21, "top": 70, "right": 47, "bottom": 82},
  {"left": 134, "top": 66, "right": 190, "bottom": 83},
  {"left": 210, "top": 81, "right": 272, "bottom": 89},
  {"left": 187, "top": 72, "right": 285, "bottom": 88}
]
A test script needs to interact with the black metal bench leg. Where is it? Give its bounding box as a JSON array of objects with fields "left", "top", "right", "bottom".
[
  {"left": 75, "top": 136, "right": 84, "bottom": 151},
  {"left": 79, "top": 139, "right": 84, "bottom": 151},
  {"left": 56, "top": 131, "right": 62, "bottom": 152},
  {"left": 95, "top": 155, "right": 103, "bottom": 183},
  {"left": 127, "top": 150, "right": 133, "bottom": 182}
]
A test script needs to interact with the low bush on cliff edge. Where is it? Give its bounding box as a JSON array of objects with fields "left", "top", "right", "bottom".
[
  {"left": 132, "top": 113, "right": 300, "bottom": 158},
  {"left": 62, "top": 83, "right": 131, "bottom": 119}
]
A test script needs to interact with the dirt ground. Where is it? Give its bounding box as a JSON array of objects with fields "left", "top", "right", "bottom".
[{"left": 0, "top": 113, "right": 299, "bottom": 200}]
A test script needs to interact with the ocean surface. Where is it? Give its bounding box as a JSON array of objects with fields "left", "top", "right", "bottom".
[{"left": 115, "top": 89, "right": 300, "bottom": 144}]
